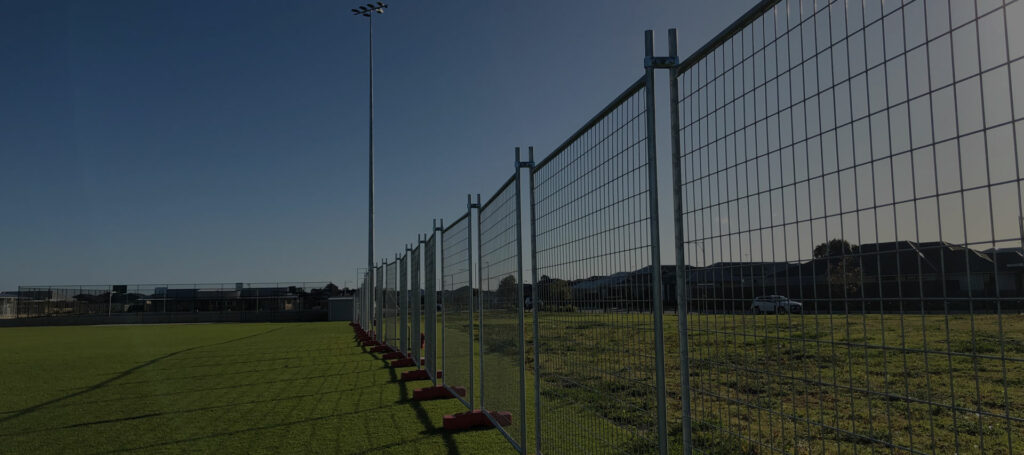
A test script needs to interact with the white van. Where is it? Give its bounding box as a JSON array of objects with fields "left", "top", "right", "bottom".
[{"left": 751, "top": 295, "right": 803, "bottom": 314}]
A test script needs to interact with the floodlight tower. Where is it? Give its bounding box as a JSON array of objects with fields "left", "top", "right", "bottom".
[{"left": 352, "top": 2, "right": 387, "bottom": 299}]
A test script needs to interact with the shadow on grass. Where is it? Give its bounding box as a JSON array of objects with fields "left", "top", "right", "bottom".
[
  {"left": 386, "top": 365, "right": 463, "bottom": 455},
  {"left": 0, "top": 327, "right": 284, "bottom": 425},
  {"left": 0, "top": 385, "right": 388, "bottom": 438},
  {"left": 92, "top": 404, "right": 406, "bottom": 454},
  {"left": 3, "top": 369, "right": 382, "bottom": 413}
]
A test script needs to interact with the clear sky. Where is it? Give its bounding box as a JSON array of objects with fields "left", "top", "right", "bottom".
[{"left": 0, "top": 0, "right": 760, "bottom": 290}]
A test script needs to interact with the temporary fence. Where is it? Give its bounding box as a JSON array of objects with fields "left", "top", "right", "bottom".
[
  {"left": 670, "top": 0, "right": 1024, "bottom": 453},
  {"left": 12, "top": 282, "right": 334, "bottom": 318},
  {"left": 442, "top": 207, "right": 475, "bottom": 408},
  {"left": 353, "top": 278, "right": 361, "bottom": 327},
  {"left": 353, "top": 0, "right": 1023, "bottom": 453},
  {"left": 364, "top": 271, "right": 372, "bottom": 329},
  {"left": 425, "top": 228, "right": 440, "bottom": 384},
  {"left": 400, "top": 249, "right": 410, "bottom": 355},
  {"left": 477, "top": 162, "right": 527, "bottom": 450},
  {"left": 375, "top": 265, "right": 384, "bottom": 342},
  {"left": 411, "top": 242, "right": 422, "bottom": 368},
  {"left": 531, "top": 65, "right": 667, "bottom": 454},
  {"left": 359, "top": 271, "right": 370, "bottom": 329},
  {"left": 385, "top": 260, "right": 399, "bottom": 349}
]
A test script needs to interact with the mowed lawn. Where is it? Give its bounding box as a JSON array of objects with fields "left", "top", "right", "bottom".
[{"left": 0, "top": 322, "right": 511, "bottom": 454}]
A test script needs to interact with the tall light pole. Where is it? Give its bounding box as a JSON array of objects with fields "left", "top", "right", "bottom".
[{"left": 351, "top": 2, "right": 387, "bottom": 306}]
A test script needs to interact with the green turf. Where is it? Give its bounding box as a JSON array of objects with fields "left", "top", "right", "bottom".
[
  {"left": 518, "top": 312, "right": 1024, "bottom": 454},
  {"left": 468, "top": 312, "right": 1024, "bottom": 454},
  {"left": 4, "top": 315, "right": 1020, "bottom": 454},
  {"left": 0, "top": 322, "right": 512, "bottom": 454}
]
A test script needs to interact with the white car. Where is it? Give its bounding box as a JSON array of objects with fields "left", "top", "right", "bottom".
[{"left": 751, "top": 295, "right": 803, "bottom": 314}]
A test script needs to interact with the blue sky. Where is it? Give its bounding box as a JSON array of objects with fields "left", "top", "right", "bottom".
[{"left": 0, "top": 0, "right": 768, "bottom": 290}]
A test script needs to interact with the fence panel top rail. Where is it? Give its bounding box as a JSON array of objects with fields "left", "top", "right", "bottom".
[
  {"left": 481, "top": 175, "right": 516, "bottom": 212},
  {"left": 673, "top": 0, "right": 781, "bottom": 75},
  {"left": 533, "top": 76, "right": 646, "bottom": 174}
]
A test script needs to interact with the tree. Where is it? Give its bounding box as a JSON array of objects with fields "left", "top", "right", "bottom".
[
  {"left": 496, "top": 275, "right": 517, "bottom": 304},
  {"left": 827, "top": 258, "right": 861, "bottom": 296},
  {"left": 323, "top": 282, "right": 342, "bottom": 297},
  {"left": 541, "top": 278, "right": 572, "bottom": 304},
  {"left": 813, "top": 239, "right": 861, "bottom": 296},
  {"left": 813, "top": 238, "right": 856, "bottom": 258}
]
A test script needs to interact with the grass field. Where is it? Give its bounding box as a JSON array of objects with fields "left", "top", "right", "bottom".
[
  {"left": 3, "top": 315, "right": 1021, "bottom": 454},
  {"left": 457, "top": 311, "right": 1024, "bottom": 454},
  {"left": 512, "top": 312, "right": 1024, "bottom": 454},
  {"left": 0, "top": 322, "right": 510, "bottom": 454}
]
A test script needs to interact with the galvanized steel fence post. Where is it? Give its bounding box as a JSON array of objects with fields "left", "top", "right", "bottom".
[
  {"left": 526, "top": 146, "right": 542, "bottom": 455},
  {"left": 644, "top": 29, "right": 670, "bottom": 455},
  {"left": 666, "top": 26, "right": 694, "bottom": 455},
  {"left": 513, "top": 148, "right": 529, "bottom": 453}
]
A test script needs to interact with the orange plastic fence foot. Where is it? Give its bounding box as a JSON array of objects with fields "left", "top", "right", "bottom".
[
  {"left": 412, "top": 385, "right": 464, "bottom": 401},
  {"left": 390, "top": 358, "right": 415, "bottom": 367},
  {"left": 443, "top": 410, "right": 512, "bottom": 431},
  {"left": 400, "top": 369, "right": 430, "bottom": 381}
]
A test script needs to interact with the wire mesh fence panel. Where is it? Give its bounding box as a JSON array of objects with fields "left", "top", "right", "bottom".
[
  {"left": 531, "top": 77, "right": 664, "bottom": 454},
  {"left": 412, "top": 243, "right": 423, "bottom": 368},
  {"left": 401, "top": 251, "right": 410, "bottom": 355},
  {"left": 443, "top": 212, "right": 474, "bottom": 408},
  {"left": 354, "top": 270, "right": 364, "bottom": 327},
  {"left": 358, "top": 273, "right": 366, "bottom": 327},
  {"left": 425, "top": 231, "right": 440, "bottom": 383},
  {"left": 386, "top": 260, "right": 399, "bottom": 349},
  {"left": 365, "top": 271, "right": 373, "bottom": 329},
  {"left": 478, "top": 175, "right": 527, "bottom": 450},
  {"left": 671, "top": 0, "right": 1024, "bottom": 453},
  {"left": 376, "top": 266, "right": 385, "bottom": 342}
]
